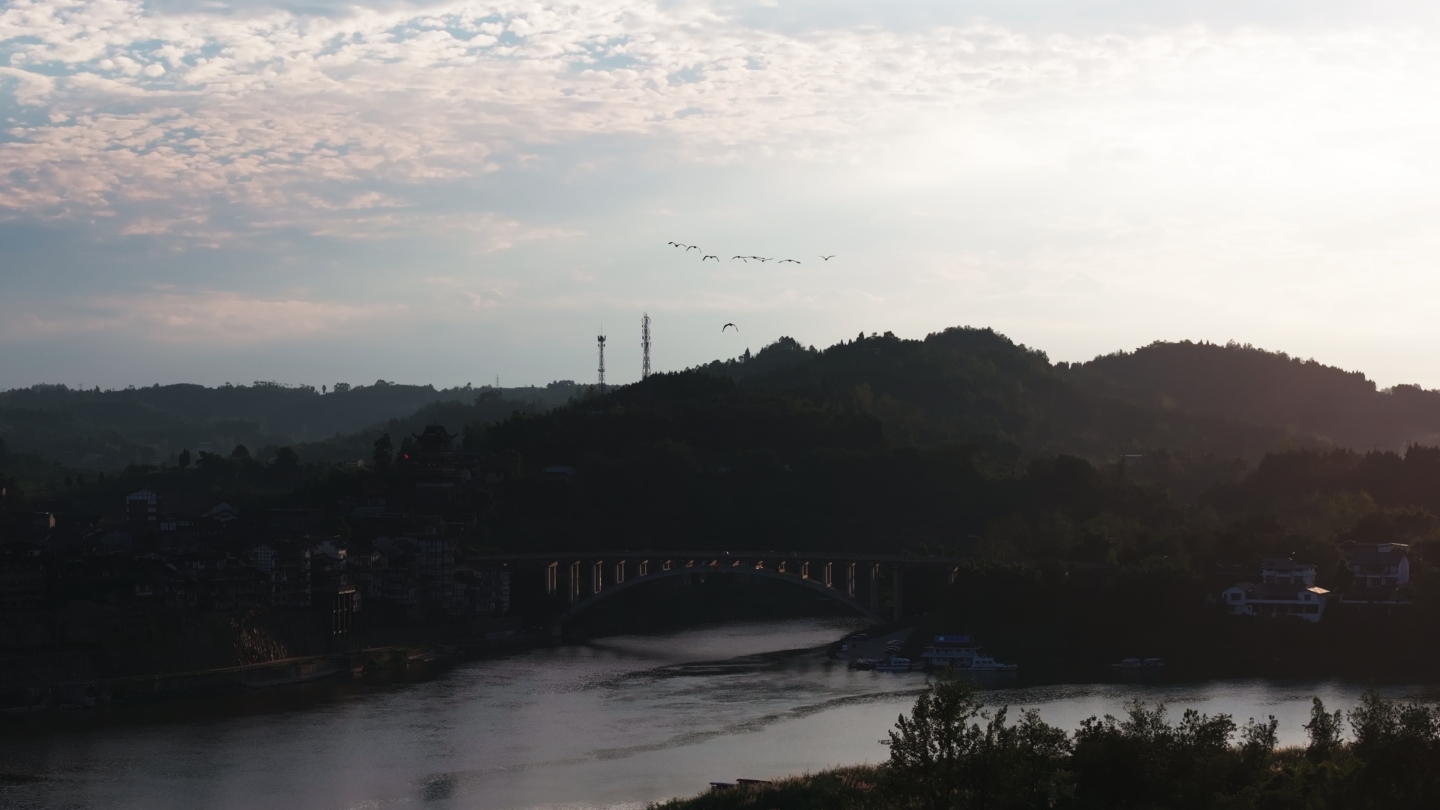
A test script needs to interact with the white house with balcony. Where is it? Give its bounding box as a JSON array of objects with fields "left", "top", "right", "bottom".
[{"left": 1221, "top": 581, "right": 1330, "bottom": 622}]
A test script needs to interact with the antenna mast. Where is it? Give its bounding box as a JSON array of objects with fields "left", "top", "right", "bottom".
[
  {"left": 597, "top": 333, "right": 607, "bottom": 394},
  {"left": 641, "top": 313, "right": 652, "bottom": 380}
]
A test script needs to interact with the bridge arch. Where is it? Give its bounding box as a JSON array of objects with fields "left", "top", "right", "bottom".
[{"left": 551, "top": 564, "right": 885, "bottom": 632}]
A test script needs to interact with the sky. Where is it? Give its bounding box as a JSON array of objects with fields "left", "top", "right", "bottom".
[{"left": 2, "top": 0, "right": 1440, "bottom": 391}]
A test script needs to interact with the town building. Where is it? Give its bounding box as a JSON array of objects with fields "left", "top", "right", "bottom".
[
  {"left": 1342, "top": 543, "right": 1410, "bottom": 589},
  {"left": 1260, "top": 558, "right": 1316, "bottom": 586},
  {"left": 1221, "top": 581, "right": 1330, "bottom": 622},
  {"left": 126, "top": 489, "right": 160, "bottom": 524}
]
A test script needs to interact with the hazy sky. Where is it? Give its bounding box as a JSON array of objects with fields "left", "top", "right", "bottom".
[{"left": 3, "top": 0, "right": 1440, "bottom": 390}]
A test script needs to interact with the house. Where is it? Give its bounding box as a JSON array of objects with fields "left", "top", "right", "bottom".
[
  {"left": 1221, "top": 581, "right": 1330, "bottom": 622},
  {"left": 206, "top": 503, "right": 240, "bottom": 524},
  {"left": 1342, "top": 543, "right": 1410, "bottom": 588},
  {"left": 1260, "top": 558, "right": 1316, "bottom": 586}
]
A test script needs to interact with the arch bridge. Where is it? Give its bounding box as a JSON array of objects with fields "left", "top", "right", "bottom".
[{"left": 470, "top": 551, "right": 968, "bottom": 634}]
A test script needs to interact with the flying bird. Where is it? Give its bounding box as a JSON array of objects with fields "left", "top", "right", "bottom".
[
  {"left": 751, "top": 256, "right": 771, "bottom": 262},
  {"left": 819, "top": 255, "right": 835, "bottom": 260},
  {"left": 685, "top": 245, "right": 700, "bottom": 252},
  {"left": 779, "top": 259, "right": 800, "bottom": 264},
  {"left": 731, "top": 255, "right": 748, "bottom": 262},
  {"left": 722, "top": 323, "right": 738, "bottom": 332},
  {"left": 702, "top": 255, "right": 718, "bottom": 261}
]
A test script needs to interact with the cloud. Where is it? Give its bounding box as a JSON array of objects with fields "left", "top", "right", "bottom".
[
  {"left": 2, "top": 0, "right": 1433, "bottom": 242},
  {"left": 1, "top": 288, "right": 404, "bottom": 344}
]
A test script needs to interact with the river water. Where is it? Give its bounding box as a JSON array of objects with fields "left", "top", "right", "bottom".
[{"left": 3, "top": 617, "right": 1437, "bottom": 810}]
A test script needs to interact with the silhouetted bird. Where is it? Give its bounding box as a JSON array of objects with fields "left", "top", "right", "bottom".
[
  {"left": 779, "top": 259, "right": 800, "bottom": 264},
  {"left": 722, "top": 323, "right": 738, "bottom": 332},
  {"left": 731, "top": 255, "right": 748, "bottom": 262},
  {"left": 686, "top": 245, "right": 699, "bottom": 252},
  {"left": 702, "top": 255, "right": 718, "bottom": 261},
  {"left": 819, "top": 255, "right": 835, "bottom": 260}
]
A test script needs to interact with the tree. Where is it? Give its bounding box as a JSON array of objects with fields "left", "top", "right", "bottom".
[
  {"left": 373, "top": 433, "right": 394, "bottom": 473},
  {"left": 885, "top": 676, "right": 1070, "bottom": 810},
  {"left": 1305, "top": 697, "right": 1344, "bottom": 761},
  {"left": 178, "top": 448, "right": 191, "bottom": 469},
  {"left": 231, "top": 444, "right": 250, "bottom": 459},
  {"left": 272, "top": 447, "right": 299, "bottom": 471}
]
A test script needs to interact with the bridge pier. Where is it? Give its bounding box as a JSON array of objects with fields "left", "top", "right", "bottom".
[
  {"left": 892, "top": 568, "right": 903, "bottom": 621},
  {"left": 869, "top": 564, "right": 880, "bottom": 610},
  {"left": 570, "top": 561, "right": 581, "bottom": 603}
]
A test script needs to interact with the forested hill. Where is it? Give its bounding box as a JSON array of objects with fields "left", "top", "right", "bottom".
[
  {"left": 695, "top": 329, "right": 1291, "bottom": 462},
  {"left": 1070, "top": 340, "right": 1440, "bottom": 451}
]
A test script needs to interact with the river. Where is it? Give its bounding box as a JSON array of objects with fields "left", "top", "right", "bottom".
[{"left": 2, "top": 617, "right": 1437, "bottom": 810}]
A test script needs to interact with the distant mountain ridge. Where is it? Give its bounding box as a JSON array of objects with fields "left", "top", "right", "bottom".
[{"left": 0, "top": 380, "right": 581, "bottom": 469}]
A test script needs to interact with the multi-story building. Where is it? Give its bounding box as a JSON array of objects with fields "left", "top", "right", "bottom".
[
  {"left": 126, "top": 489, "right": 160, "bottom": 525},
  {"left": 1222, "top": 558, "right": 1330, "bottom": 622},
  {"left": 1342, "top": 543, "right": 1410, "bottom": 589}
]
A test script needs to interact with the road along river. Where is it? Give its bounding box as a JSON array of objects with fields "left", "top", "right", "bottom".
[{"left": 2, "top": 617, "right": 1436, "bottom": 810}]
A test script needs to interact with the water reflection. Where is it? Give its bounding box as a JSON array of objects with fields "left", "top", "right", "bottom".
[{"left": 0, "top": 618, "right": 1435, "bottom": 810}]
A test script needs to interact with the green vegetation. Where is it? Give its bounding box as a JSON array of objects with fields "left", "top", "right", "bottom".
[{"left": 653, "top": 679, "right": 1440, "bottom": 810}]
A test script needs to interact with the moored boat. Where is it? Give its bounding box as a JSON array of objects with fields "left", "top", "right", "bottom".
[{"left": 874, "top": 656, "right": 923, "bottom": 672}]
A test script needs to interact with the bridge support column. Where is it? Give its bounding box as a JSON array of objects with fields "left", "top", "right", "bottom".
[
  {"left": 801, "top": 561, "right": 810, "bottom": 580},
  {"left": 592, "top": 561, "right": 604, "bottom": 595},
  {"left": 869, "top": 564, "right": 881, "bottom": 610},
  {"left": 892, "top": 568, "right": 904, "bottom": 621},
  {"left": 546, "top": 562, "right": 558, "bottom": 595},
  {"left": 615, "top": 560, "right": 626, "bottom": 584},
  {"left": 570, "top": 562, "right": 581, "bottom": 604},
  {"left": 824, "top": 562, "right": 833, "bottom": 588},
  {"left": 847, "top": 563, "right": 856, "bottom": 597},
  {"left": 640, "top": 559, "right": 650, "bottom": 577}
]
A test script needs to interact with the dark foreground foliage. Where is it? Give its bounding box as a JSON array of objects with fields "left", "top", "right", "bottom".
[{"left": 653, "top": 680, "right": 1440, "bottom": 810}]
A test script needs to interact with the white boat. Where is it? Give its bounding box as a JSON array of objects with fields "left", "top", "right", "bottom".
[
  {"left": 922, "top": 635, "right": 1017, "bottom": 672},
  {"left": 874, "top": 656, "right": 922, "bottom": 672},
  {"left": 955, "top": 655, "right": 1017, "bottom": 672},
  {"left": 1111, "top": 657, "right": 1164, "bottom": 670}
]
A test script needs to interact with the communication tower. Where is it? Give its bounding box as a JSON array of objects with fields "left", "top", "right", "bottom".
[
  {"left": 641, "top": 313, "right": 652, "bottom": 380},
  {"left": 597, "top": 333, "right": 607, "bottom": 393}
]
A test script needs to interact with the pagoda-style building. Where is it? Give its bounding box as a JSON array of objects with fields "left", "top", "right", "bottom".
[{"left": 405, "top": 426, "right": 461, "bottom": 491}]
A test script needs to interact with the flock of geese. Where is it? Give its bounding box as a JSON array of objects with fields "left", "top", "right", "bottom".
[
  {"left": 668, "top": 241, "right": 833, "bottom": 265},
  {"left": 668, "top": 241, "right": 835, "bottom": 332}
]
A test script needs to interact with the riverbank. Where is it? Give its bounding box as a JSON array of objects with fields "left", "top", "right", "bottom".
[
  {"left": 4, "top": 618, "right": 1439, "bottom": 810},
  {"left": 653, "top": 681, "right": 1440, "bottom": 810}
]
